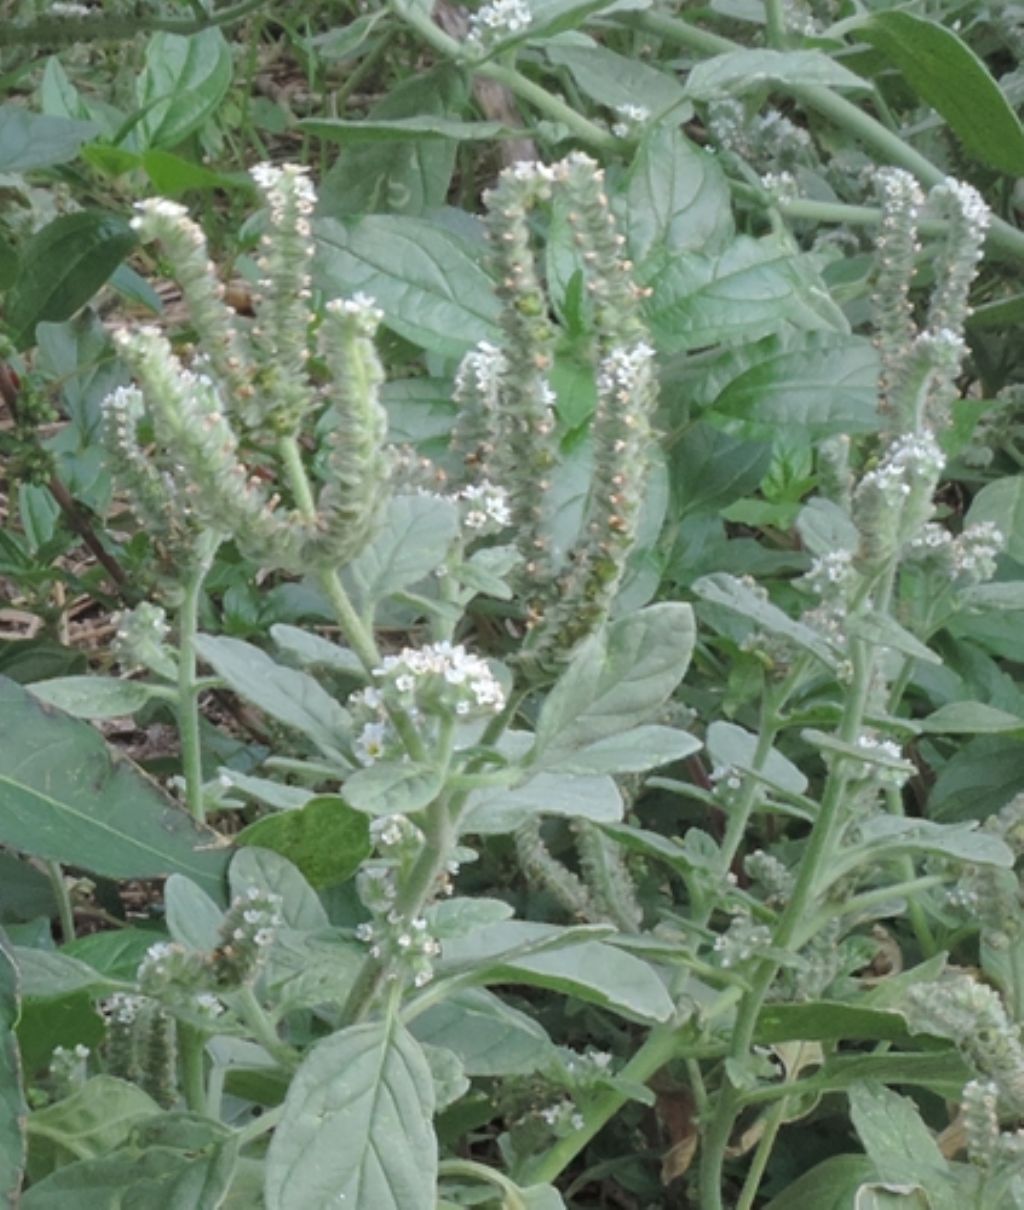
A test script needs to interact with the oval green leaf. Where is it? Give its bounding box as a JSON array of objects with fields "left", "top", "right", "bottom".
[{"left": 861, "top": 11, "right": 1024, "bottom": 175}]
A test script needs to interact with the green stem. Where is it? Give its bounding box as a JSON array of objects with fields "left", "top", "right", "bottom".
[
  {"left": 235, "top": 1104, "right": 284, "bottom": 1148},
  {"left": 1009, "top": 938, "right": 1024, "bottom": 1024},
  {"left": 4, "top": 0, "right": 271, "bottom": 45},
  {"left": 625, "top": 10, "right": 1024, "bottom": 266},
  {"left": 388, "top": 0, "right": 619, "bottom": 152},
  {"left": 736, "top": 1096, "right": 789, "bottom": 1210},
  {"left": 520, "top": 1020, "right": 683, "bottom": 1186},
  {"left": 276, "top": 435, "right": 427, "bottom": 761},
  {"left": 697, "top": 637, "right": 877, "bottom": 1209},
  {"left": 764, "top": 0, "right": 787, "bottom": 49},
  {"left": 439, "top": 1159, "right": 528, "bottom": 1205},
  {"left": 177, "top": 547, "right": 217, "bottom": 824},
  {"left": 178, "top": 1024, "right": 208, "bottom": 1114},
  {"left": 234, "top": 985, "right": 299, "bottom": 1068},
  {"left": 46, "top": 861, "right": 75, "bottom": 943}
]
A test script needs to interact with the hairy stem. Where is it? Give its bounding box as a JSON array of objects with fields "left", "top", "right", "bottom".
[
  {"left": 45, "top": 861, "right": 75, "bottom": 943},
  {"left": 177, "top": 543, "right": 218, "bottom": 824},
  {"left": 178, "top": 1024, "right": 208, "bottom": 1114}
]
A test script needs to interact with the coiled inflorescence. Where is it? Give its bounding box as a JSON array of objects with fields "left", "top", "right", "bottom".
[
  {"left": 103, "top": 165, "right": 391, "bottom": 576},
  {"left": 459, "top": 153, "right": 658, "bottom": 672}
]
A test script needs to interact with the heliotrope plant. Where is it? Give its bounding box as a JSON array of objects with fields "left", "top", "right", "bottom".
[{"left": 11, "top": 148, "right": 1024, "bottom": 1210}]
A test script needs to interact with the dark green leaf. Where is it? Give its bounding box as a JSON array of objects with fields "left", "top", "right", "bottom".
[
  {"left": 236, "top": 795, "right": 371, "bottom": 888},
  {"left": 0, "top": 677, "right": 229, "bottom": 899},
  {"left": 708, "top": 332, "right": 879, "bottom": 440},
  {"left": 918, "top": 701, "right": 1024, "bottom": 734},
  {"left": 762, "top": 1156, "right": 877, "bottom": 1210},
  {"left": 264, "top": 1019, "right": 436, "bottom": 1210},
  {"left": 545, "top": 43, "right": 689, "bottom": 120},
  {"left": 755, "top": 1002, "right": 911, "bottom": 1045},
  {"left": 861, "top": 11, "right": 1024, "bottom": 175},
  {"left": 7, "top": 212, "right": 135, "bottom": 348},
  {"left": 534, "top": 603, "right": 696, "bottom": 758},
  {"left": 315, "top": 215, "right": 500, "bottom": 356},
  {"left": 624, "top": 125, "right": 732, "bottom": 265},
  {"left": 848, "top": 1082, "right": 951, "bottom": 1198},
  {"left": 135, "top": 29, "right": 233, "bottom": 149}
]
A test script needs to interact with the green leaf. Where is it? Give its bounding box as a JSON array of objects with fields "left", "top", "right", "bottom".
[
  {"left": 26, "top": 1076, "right": 160, "bottom": 1180},
  {"left": 762, "top": 1156, "right": 877, "bottom": 1210},
  {"left": 845, "top": 614, "right": 941, "bottom": 666},
  {"left": 919, "top": 701, "right": 1024, "bottom": 734},
  {"left": 6, "top": 211, "right": 136, "bottom": 348},
  {"left": 135, "top": 28, "right": 233, "bottom": 149},
  {"left": 21, "top": 1132, "right": 238, "bottom": 1209},
  {"left": 315, "top": 215, "right": 500, "bottom": 356},
  {"left": 236, "top": 795, "right": 371, "bottom": 889},
  {"left": 685, "top": 49, "right": 871, "bottom": 99},
  {"left": 343, "top": 762, "right": 443, "bottom": 816},
  {"left": 61, "top": 930, "right": 158, "bottom": 984},
  {"left": 319, "top": 66, "right": 465, "bottom": 219},
  {"left": 410, "top": 989, "right": 554, "bottom": 1077},
  {"left": 194, "top": 635, "right": 349, "bottom": 760},
  {"left": 343, "top": 493, "right": 460, "bottom": 612},
  {"left": 464, "top": 771, "right": 623, "bottom": 834},
  {"left": 12, "top": 948, "right": 122, "bottom": 1000},
  {"left": 538, "top": 725, "right": 701, "bottom": 775},
  {"left": 27, "top": 676, "right": 167, "bottom": 719},
  {"left": 0, "top": 677, "right": 229, "bottom": 899},
  {"left": 165, "top": 875, "right": 224, "bottom": 952},
  {"left": 755, "top": 1002, "right": 911, "bottom": 1045},
  {"left": 264, "top": 1019, "right": 436, "bottom": 1210},
  {"left": 545, "top": 43, "right": 689, "bottom": 121},
  {"left": 965, "top": 475, "right": 1024, "bottom": 564},
  {"left": 444, "top": 923, "right": 674, "bottom": 1024},
  {"left": 534, "top": 603, "right": 695, "bottom": 758},
  {"left": 646, "top": 236, "right": 845, "bottom": 354},
  {"left": 141, "top": 149, "right": 241, "bottom": 197},
  {"left": 861, "top": 11, "right": 1024, "bottom": 175},
  {"left": 842, "top": 816, "right": 1014, "bottom": 870},
  {"left": 16, "top": 993, "right": 104, "bottom": 1077},
  {"left": 694, "top": 573, "right": 836, "bottom": 669},
  {"left": 0, "top": 105, "right": 96, "bottom": 172},
  {"left": 624, "top": 125, "right": 732, "bottom": 266},
  {"left": 848, "top": 1082, "right": 951, "bottom": 1198},
  {"left": 301, "top": 115, "right": 511, "bottom": 142},
  {"left": 270, "top": 625, "right": 365, "bottom": 678},
  {"left": 0, "top": 851, "right": 57, "bottom": 924},
  {"left": 929, "top": 736, "right": 1024, "bottom": 822},
  {"left": 0, "top": 933, "right": 26, "bottom": 1205},
  {"left": 708, "top": 332, "right": 879, "bottom": 441},
  {"left": 228, "top": 848, "right": 328, "bottom": 932},
  {"left": 707, "top": 721, "right": 809, "bottom": 795}
]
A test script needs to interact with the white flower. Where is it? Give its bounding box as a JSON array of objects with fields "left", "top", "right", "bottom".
[{"left": 466, "top": 0, "right": 532, "bottom": 49}]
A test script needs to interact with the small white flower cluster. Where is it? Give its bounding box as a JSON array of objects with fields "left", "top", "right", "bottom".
[
  {"left": 953, "top": 521, "right": 1004, "bottom": 582},
  {"left": 852, "top": 734, "right": 911, "bottom": 787},
  {"left": 596, "top": 342, "right": 655, "bottom": 401},
  {"left": 226, "top": 886, "right": 283, "bottom": 950},
  {"left": 458, "top": 480, "right": 512, "bottom": 532},
  {"left": 454, "top": 341, "right": 507, "bottom": 404},
  {"left": 251, "top": 161, "right": 317, "bottom": 216},
  {"left": 860, "top": 430, "right": 946, "bottom": 501},
  {"left": 709, "top": 764, "right": 743, "bottom": 795},
  {"left": 713, "top": 914, "right": 773, "bottom": 968},
  {"left": 466, "top": 0, "right": 532, "bottom": 52},
  {"left": 611, "top": 103, "right": 649, "bottom": 139},
  {"left": 350, "top": 641, "right": 506, "bottom": 763},
  {"left": 112, "top": 601, "right": 171, "bottom": 675},
  {"left": 50, "top": 2, "right": 92, "bottom": 14},
  {"left": 355, "top": 911, "right": 441, "bottom": 988},
  {"left": 538, "top": 1099, "right": 585, "bottom": 1133},
  {"left": 371, "top": 813, "right": 426, "bottom": 856},
  {"left": 802, "top": 549, "right": 855, "bottom": 600},
  {"left": 877, "top": 167, "right": 925, "bottom": 226},
  {"left": 760, "top": 171, "right": 798, "bottom": 204},
  {"left": 936, "top": 176, "right": 991, "bottom": 239},
  {"left": 908, "top": 520, "right": 1003, "bottom": 586},
  {"left": 325, "top": 292, "right": 383, "bottom": 337},
  {"left": 104, "top": 992, "right": 145, "bottom": 1025}
]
